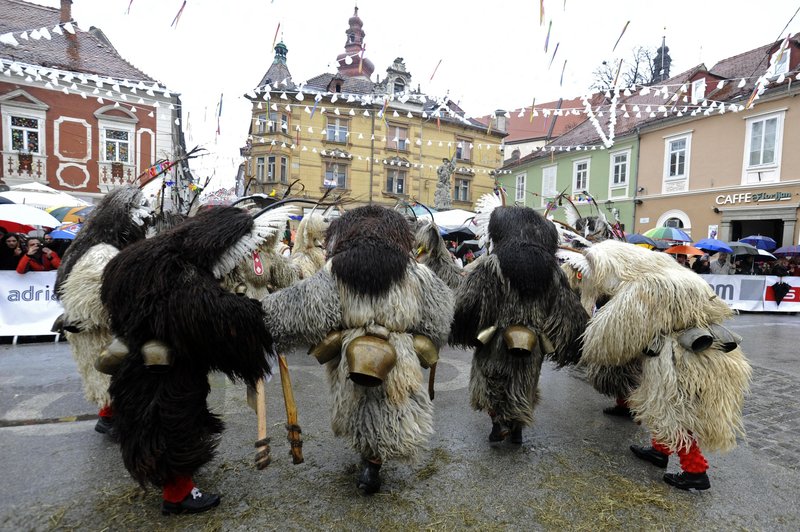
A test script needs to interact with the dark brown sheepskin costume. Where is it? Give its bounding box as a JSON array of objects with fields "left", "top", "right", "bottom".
[
  {"left": 326, "top": 205, "right": 413, "bottom": 296},
  {"left": 101, "top": 206, "right": 274, "bottom": 488}
]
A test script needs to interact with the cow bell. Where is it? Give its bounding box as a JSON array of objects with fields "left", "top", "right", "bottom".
[
  {"left": 142, "top": 340, "right": 172, "bottom": 372},
  {"left": 94, "top": 337, "right": 130, "bottom": 375},
  {"left": 677, "top": 327, "right": 713, "bottom": 353},
  {"left": 708, "top": 323, "right": 742, "bottom": 353},
  {"left": 308, "top": 330, "right": 343, "bottom": 365},
  {"left": 475, "top": 325, "right": 498, "bottom": 346},
  {"left": 345, "top": 335, "right": 397, "bottom": 387},
  {"left": 412, "top": 334, "right": 439, "bottom": 369},
  {"left": 502, "top": 325, "right": 538, "bottom": 356}
]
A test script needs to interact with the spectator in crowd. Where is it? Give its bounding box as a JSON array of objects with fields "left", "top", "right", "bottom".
[
  {"left": 735, "top": 256, "right": 755, "bottom": 275},
  {"left": 675, "top": 254, "right": 691, "bottom": 268},
  {"left": 691, "top": 254, "right": 711, "bottom": 274},
  {"left": 710, "top": 252, "right": 735, "bottom": 275},
  {"left": 1, "top": 232, "right": 24, "bottom": 270},
  {"left": 16, "top": 236, "right": 61, "bottom": 273},
  {"left": 43, "top": 231, "right": 70, "bottom": 257},
  {"left": 788, "top": 258, "right": 800, "bottom": 277}
]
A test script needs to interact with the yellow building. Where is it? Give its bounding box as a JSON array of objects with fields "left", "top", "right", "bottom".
[{"left": 242, "top": 8, "right": 505, "bottom": 210}]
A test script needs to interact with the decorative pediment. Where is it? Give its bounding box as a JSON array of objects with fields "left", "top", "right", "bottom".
[
  {"left": 320, "top": 148, "right": 352, "bottom": 159},
  {"left": 93, "top": 104, "right": 138, "bottom": 123},
  {"left": 0, "top": 89, "right": 49, "bottom": 111},
  {"left": 382, "top": 156, "right": 410, "bottom": 168}
]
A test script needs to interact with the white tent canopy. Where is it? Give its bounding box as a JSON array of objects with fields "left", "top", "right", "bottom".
[
  {"left": 0, "top": 182, "right": 90, "bottom": 210},
  {"left": 418, "top": 208, "right": 476, "bottom": 231}
]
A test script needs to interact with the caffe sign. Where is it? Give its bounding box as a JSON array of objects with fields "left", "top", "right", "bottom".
[{"left": 715, "top": 191, "right": 793, "bottom": 205}]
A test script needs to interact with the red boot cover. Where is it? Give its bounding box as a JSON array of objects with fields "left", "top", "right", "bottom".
[
  {"left": 98, "top": 404, "right": 113, "bottom": 419},
  {"left": 651, "top": 439, "right": 673, "bottom": 456},
  {"left": 162, "top": 475, "right": 195, "bottom": 503},
  {"left": 677, "top": 440, "right": 708, "bottom": 474}
]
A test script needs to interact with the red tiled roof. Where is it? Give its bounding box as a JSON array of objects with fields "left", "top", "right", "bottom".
[
  {"left": 476, "top": 96, "right": 587, "bottom": 143},
  {"left": 0, "top": 0, "right": 156, "bottom": 82}
]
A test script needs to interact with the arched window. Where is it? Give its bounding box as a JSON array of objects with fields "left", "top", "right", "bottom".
[
  {"left": 348, "top": 32, "right": 356, "bottom": 43},
  {"left": 393, "top": 79, "right": 405, "bottom": 94}
]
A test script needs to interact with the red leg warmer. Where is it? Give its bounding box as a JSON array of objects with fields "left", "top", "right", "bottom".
[
  {"left": 162, "top": 475, "right": 195, "bottom": 503},
  {"left": 98, "top": 404, "right": 113, "bottom": 418},
  {"left": 615, "top": 396, "right": 628, "bottom": 408},
  {"left": 677, "top": 440, "right": 708, "bottom": 474},
  {"left": 650, "top": 439, "right": 673, "bottom": 456}
]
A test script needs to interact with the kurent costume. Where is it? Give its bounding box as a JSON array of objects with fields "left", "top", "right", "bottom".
[
  {"left": 414, "top": 220, "right": 466, "bottom": 290},
  {"left": 577, "top": 240, "right": 752, "bottom": 490},
  {"left": 450, "top": 196, "right": 587, "bottom": 444},
  {"left": 100, "top": 205, "right": 295, "bottom": 514},
  {"left": 54, "top": 186, "right": 152, "bottom": 434},
  {"left": 290, "top": 212, "right": 329, "bottom": 279},
  {"left": 262, "top": 206, "right": 454, "bottom": 494}
]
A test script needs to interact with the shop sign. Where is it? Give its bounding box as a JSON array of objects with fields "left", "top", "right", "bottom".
[{"left": 715, "top": 191, "right": 793, "bottom": 205}]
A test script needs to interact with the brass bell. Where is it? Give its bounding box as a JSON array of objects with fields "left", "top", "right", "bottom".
[
  {"left": 345, "top": 335, "right": 397, "bottom": 387},
  {"left": 539, "top": 333, "right": 556, "bottom": 356},
  {"left": 94, "top": 337, "right": 130, "bottom": 375},
  {"left": 234, "top": 283, "right": 248, "bottom": 296},
  {"left": 502, "top": 325, "right": 538, "bottom": 356},
  {"left": 308, "top": 330, "right": 343, "bottom": 365},
  {"left": 412, "top": 334, "right": 439, "bottom": 369},
  {"left": 475, "top": 325, "right": 498, "bottom": 346},
  {"left": 142, "top": 340, "right": 172, "bottom": 371}
]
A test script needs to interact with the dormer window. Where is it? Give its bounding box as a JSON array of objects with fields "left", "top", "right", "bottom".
[
  {"left": 771, "top": 47, "right": 789, "bottom": 77},
  {"left": 393, "top": 79, "right": 405, "bottom": 94},
  {"left": 691, "top": 78, "right": 706, "bottom": 104},
  {"left": 335, "top": 83, "right": 342, "bottom": 93}
]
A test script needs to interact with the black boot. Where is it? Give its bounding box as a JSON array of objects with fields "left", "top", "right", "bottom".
[
  {"left": 663, "top": 471, "right": 710, "bottom": 491},
  {"left": 357, "top": 462, "right": 381, "bottom": 494},
  {"left": 603, "top": 404, "right": 632, "bottom": 418},
  {"left": 509, "top": 425, "right": 523, "bottom": 444},
  {"left": 94, "top": 416, "right": 113, "bottom": 434},
  {"left": 489, "top": 422, "right": 509, "bottom": 442},
  {"left": 161, "top": 487, "right": 221, "bottom": 515},
  {"left": 630, "top": 445, "right": 669, "bottom": 468}
]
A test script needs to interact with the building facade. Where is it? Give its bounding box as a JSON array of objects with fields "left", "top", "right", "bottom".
[
  {"left": 242, "top": 8, "right": 506, "bottom": 210},
  {"left": 0, "top": 0, "right": 181, "bottom": 204}
]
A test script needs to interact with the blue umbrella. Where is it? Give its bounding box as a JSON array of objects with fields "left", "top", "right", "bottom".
[
  {"left": 694, "top": 238, "right": 733, "bottom": 254},
  {"left": 774, "top": 245, "right": 800, "bottom": 257},
  {"left": 626, "top": 233, "right": 657, "bottom": 246},
  {"left": 49, "top": 222, "right": 82, "bottom": 239},
  {"left": 740, "top": 235, "right": 777, "bottom": 251}
]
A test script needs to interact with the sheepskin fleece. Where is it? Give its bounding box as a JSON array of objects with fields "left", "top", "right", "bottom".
[
  {"left": 222, "top": 236, "right": 297, "bottom": 301},
  {"left": 290, "top": 213, "right": 328, "bottom": 279},
  {"left": 451, "top": 254, "right": 586, "bottom": 427},
  {"left": 414, "top": 221, "right": 464, "bottom": 290},
  {"left": 579, "top": 240, "right": 752, "bottom": 452},
  {"left": 59, "top": 243, "right": 119, "bottom": 407},
  {"left": 263, "top": 262, "right": 454, "bottom": 461}
]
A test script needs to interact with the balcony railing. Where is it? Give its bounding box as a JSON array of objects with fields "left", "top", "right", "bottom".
[
  {"left": 98, "top": 161, "right": 137, "bottom": 193},
  {"left": 1, "top": 151, "right": 47, "bottom": 186}
]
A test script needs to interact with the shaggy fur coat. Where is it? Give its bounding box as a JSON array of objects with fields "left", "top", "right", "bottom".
[
  {"left": 101, "top": 206, "right": 289, "bottom": 487},
  {"left": 262, "top": 206, "right": 454, "bottom": 462},
  {"left": 55, "top": 186, "right": 151, "bottom": 408},
  {"left": 414, "top": 221, "right": 465, "bottom": 290},
  {"left": 290, "top": 213, "right": 328, "bottom": 279},
  {"left": 579, "top": 240, "right": 752, "bottom": 452},
  {"left": 451, "top": 207, "right": 587, "bottom": 428}
]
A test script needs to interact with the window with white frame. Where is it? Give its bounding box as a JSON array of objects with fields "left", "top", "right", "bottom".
[
  {"left": 268, "top": 110, "right": 289, "bottom": 133},
  {"left": 10, "top": 116, "right": 41, "bottom": 153},
  {"left": 256, "top": 157, "right": 266, "bottom": 182},
  {"left": 456, "top": 138, "right": 472, "bottom": 161},
  {"left": 454, "top": 178, "right": 470, "bottom": 202},
  {"left": 386, "top": 168, "right": 406, "bottom": 194},
  {"left": 266, "top": 155, "right": 288, "bottom": 183},
  {"left": 326, "top": 118, "right": 349, "bottom": 143},
  {"left": 324, "top": 162, "right": 347, "bottom": 188},
  {"left": 747, "top": 115, "right": 779, "bottom": 167},
  {"left": 665, "top": 134, "right": 690, "bottom": 179},
  {"left": 255, "top": 114, "right": 267, "bottom": 134},
  {"left": 102, "top": 128, "right": 131, "bottom": 163},
  {"left": 610, "top": 150, "right": 629, "bottom": 187},
  {"left": 515, "top": 173, "right": 526, "bottom": 202},
  {"left": 572, "top": 159, "right": 589, "bottom": 192},
  {"left": 387, "top": 125, "right": 408, "bottom": 151},
  {"left": 771, "top": 46, "right": 789, "bottom": 76},
  {"left": 541, "top": 164, "right": 557, "bottom": 207},
  {"left": 691, "top": 78, "right": 706, "bottom": 104}
]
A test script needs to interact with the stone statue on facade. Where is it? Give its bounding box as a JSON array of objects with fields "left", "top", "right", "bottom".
[{"left": 434, "top": 154, "right": 456, "bottom": 210}]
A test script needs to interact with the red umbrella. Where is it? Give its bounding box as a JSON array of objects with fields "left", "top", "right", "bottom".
[{"left": 664, "top": 245, "right": 705, "bottom": 256}]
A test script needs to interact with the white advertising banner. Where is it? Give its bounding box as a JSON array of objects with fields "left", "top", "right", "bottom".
[
  {"left": 700, "top": 275, "right": 800, "bottom": 313},
  {"left": 0, "top": 271, "right": 63, "bottom": 337}
]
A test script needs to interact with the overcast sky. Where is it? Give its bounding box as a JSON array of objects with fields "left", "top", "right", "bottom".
[{"left": 26, "top": 0, "right": 800, "bottom": 191}]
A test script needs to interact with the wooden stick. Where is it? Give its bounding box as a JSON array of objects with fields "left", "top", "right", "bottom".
[
  {"left": 254, "top": 376, "right": 271, "bottom": 470},
  {"left": 279, "top": 354, "right": 304, "bottom": 464},
  {"left": 428, "top": 362, "right": 437, "bottom": 401}
]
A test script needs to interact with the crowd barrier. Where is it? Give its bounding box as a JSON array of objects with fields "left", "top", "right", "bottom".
[
  {"left": 700, "top": 274, "right": 800, "bottom": 312},
  {"left": 1, "top": 272, "right": 797, "bottom": 340}
]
